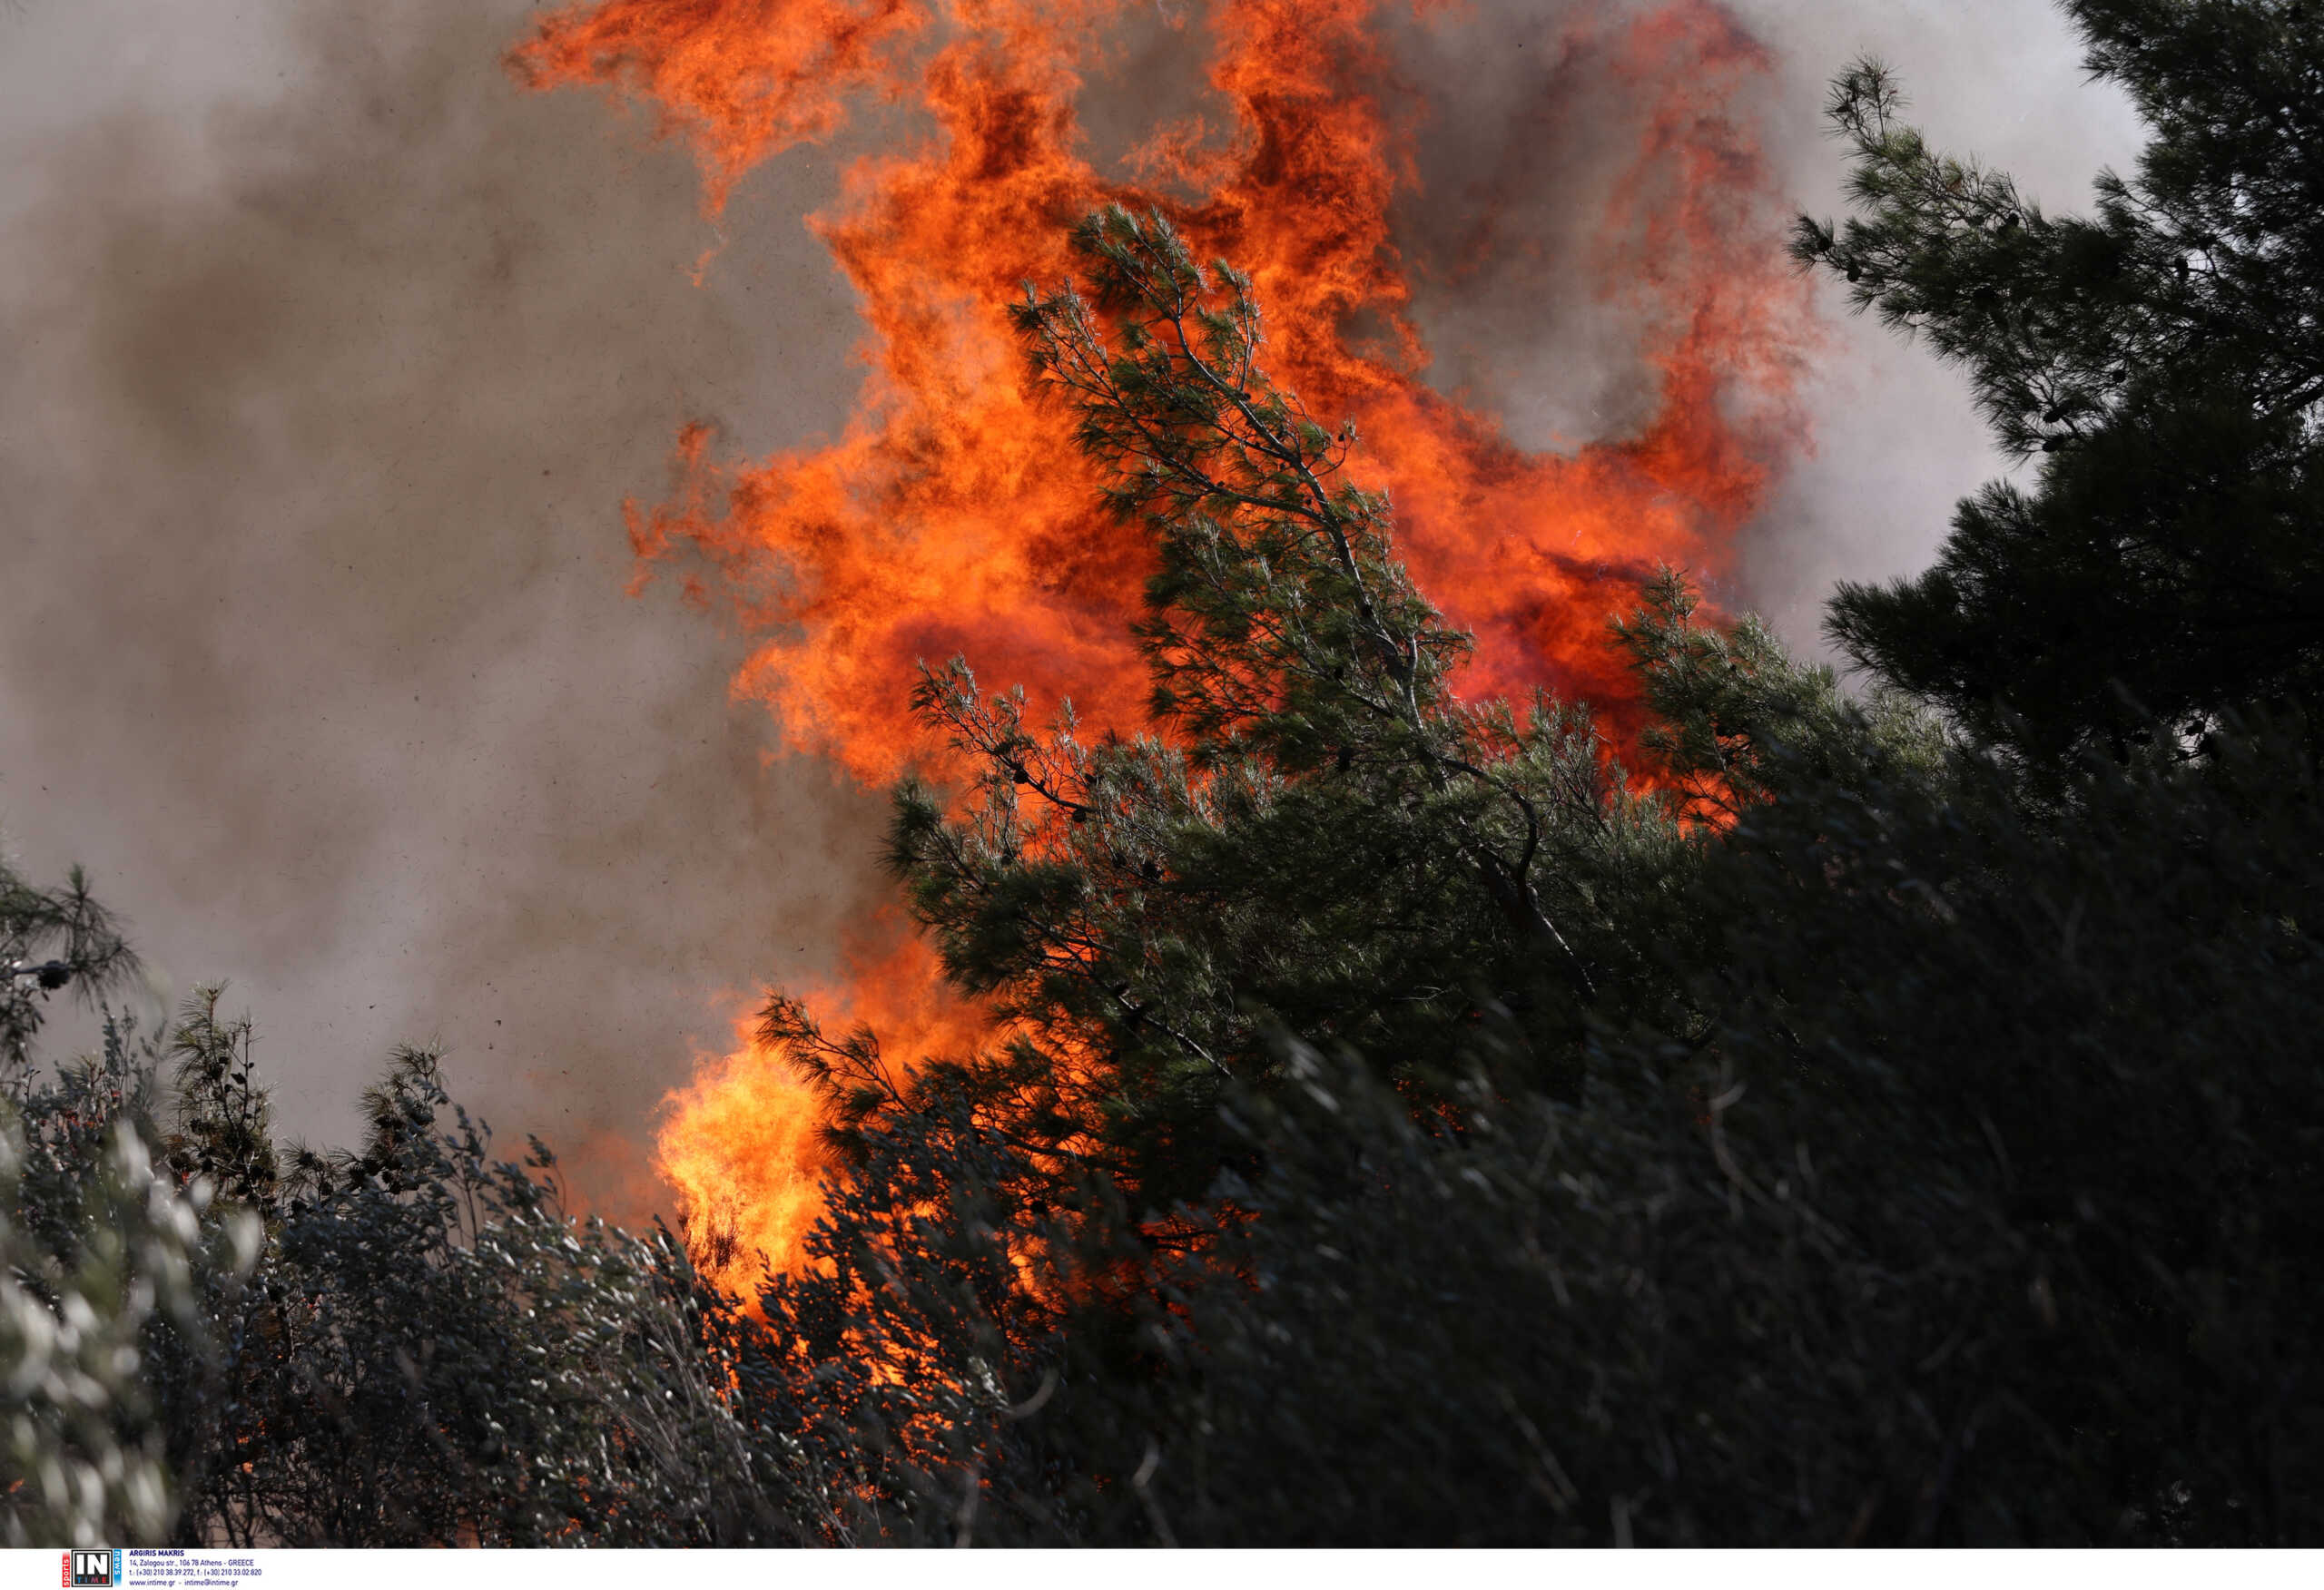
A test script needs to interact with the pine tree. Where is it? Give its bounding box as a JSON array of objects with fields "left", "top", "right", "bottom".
[
  {"left": 2, "top": 853, "right": 137, "bottom": 1081},
  {"left": 1797, "top": 0, "right": 2324, "bottom": 766}
]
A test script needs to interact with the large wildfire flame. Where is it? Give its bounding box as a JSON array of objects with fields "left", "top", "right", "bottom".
[{"left": 513, "top": 0, "right": 1810, "bottom": 1286}]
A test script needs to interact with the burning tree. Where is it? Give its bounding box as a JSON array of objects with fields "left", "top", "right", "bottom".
[
  {"left": 761, "top": 206, "right": 1735, "bottom": 1218},
  {"left": 512, "top": 0, "right": 1818, "bottom": 1288}
]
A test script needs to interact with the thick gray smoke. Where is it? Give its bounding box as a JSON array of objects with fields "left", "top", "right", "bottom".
[
  {"left": 0, "top": 0, "right": 2143, "bottom": 1220},
  {"left": 0, "top": 0, "right": 886, "bottom": 1218}
]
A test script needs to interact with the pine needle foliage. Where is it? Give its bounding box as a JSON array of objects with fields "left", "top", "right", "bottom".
[
  {"left": 1797, "top": 1, "right": 2324, "bottom": 765},
  {"left": 2, "top": 857, "right": 137, "bottom": 1082}
]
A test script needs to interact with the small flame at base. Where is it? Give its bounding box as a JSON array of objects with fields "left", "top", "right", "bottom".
[{"left": 656, "top": 928, "right": 983, "bottom": 1289}]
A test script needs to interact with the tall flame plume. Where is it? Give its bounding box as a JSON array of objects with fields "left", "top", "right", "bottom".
[{"left": 514, "top": 0, "right": 1812, "bottom": 1288}]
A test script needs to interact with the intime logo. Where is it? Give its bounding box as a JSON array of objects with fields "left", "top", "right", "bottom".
[{"left": 63, "top": 1548, "right": 117, "bottom": 1588}]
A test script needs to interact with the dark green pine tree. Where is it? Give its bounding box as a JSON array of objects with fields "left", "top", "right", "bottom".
[{"left": 1797, "top": 0, "right": 2324, "bottom": 767}]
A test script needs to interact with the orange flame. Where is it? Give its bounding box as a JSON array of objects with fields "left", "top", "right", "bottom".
[
  {"left": 515, "top": 0, "right": 1812, "bottom": 1283},
  {"left": 655, "top": 924, "right": 982, "bottom": 1283}
]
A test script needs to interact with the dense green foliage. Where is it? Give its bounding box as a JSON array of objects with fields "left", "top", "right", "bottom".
[{"left": 6, "top": 0, "right": 2320, "bottom": 1546}]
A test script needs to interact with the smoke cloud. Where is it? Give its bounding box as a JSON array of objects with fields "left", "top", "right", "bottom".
[
  {"left": 0, "top": 0, "right": 2144, "bottom": 1217},
  {"left": 0, "top": 0, "right": 886, "bottom": 1217}
]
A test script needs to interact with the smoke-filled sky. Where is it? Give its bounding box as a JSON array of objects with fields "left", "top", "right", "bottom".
[{"left": 0, "top": 0, "right": 2140, "bottom": 1220}]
